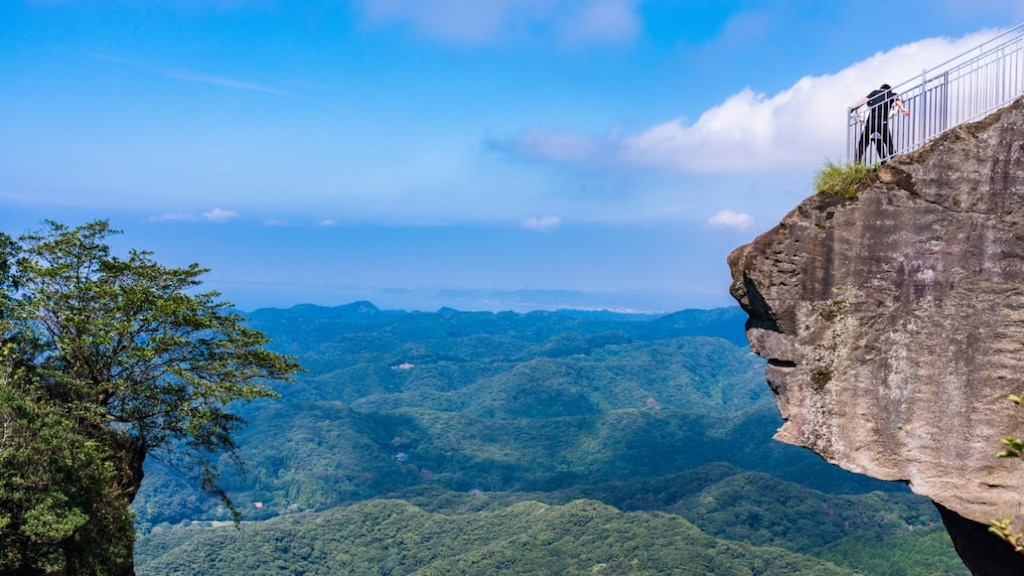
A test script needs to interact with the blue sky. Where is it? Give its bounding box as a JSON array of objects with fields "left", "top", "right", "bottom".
[{"left": 2, "top": 0, "right": 1022, "bottom": 311}]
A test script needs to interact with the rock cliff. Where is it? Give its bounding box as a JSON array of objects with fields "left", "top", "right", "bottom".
[{"left": 728, "top": 97, "right": 1024, "bottom": 575}]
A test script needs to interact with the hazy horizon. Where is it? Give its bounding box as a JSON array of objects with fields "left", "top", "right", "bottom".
[{"left": 229, "top": 285, "right": 736, "bottom": 315}]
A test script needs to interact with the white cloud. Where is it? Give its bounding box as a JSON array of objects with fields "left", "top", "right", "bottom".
[
  {"left": 504, "top": 28, "right": 1007, "bottom": 174},
  {"left": 358, "top": 0, "right": 539, "bottom": 44},
  {"left": 355, "top": 0, "right": 640, "bottom": 45},
  {"left": 711, "top": 10, "right": 772, "bottom": 49},
  {"left": 150, "top": 209, "right": 241, "bottom": 223},
  {"left": 148, "top": 212, "right": 198, "bottom": 222},
  {"left": 203, "top": 208, "right": 239, "bottom": 222},
  {"left": 320, "top": 219, "right": 337, "bottom": 226},
  {"left": 560, "top": 0, "right": 639, "bottom": 46},
  {"left": 521, "top": 215, "right": 561, "bottom": 229},
  {"left": 707, "top": 210, "right": 754, "bottom": 229},
  {"left": 263, "top": 219, "right": 290, "bottom": 226}
]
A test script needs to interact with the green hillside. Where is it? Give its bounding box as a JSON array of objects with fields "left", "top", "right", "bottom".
[
  {"left": 137, "top": 467, "right": 965, "bottom": 575},
  {"left": 136, "top": 499, "right": 860, "bottom": 576},
  {"left": 133, "top": 305, "right": 967, "bottom": 575}
]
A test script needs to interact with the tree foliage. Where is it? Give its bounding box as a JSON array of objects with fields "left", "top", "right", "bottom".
[
  {"left": 0, "top": 220, "right": 300, "bottom": 575},
  {"left": 0, "top": 346, "right": 133, "bottom": 575}
]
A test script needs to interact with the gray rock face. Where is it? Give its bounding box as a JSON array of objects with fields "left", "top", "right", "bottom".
[{"left": 728, "top": 98, "right": 1024, "bottom": 567}]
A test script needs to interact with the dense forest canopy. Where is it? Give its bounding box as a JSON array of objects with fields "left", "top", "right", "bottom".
[{"left": 134, "top": 302, "right": 968, "bottom": 575}]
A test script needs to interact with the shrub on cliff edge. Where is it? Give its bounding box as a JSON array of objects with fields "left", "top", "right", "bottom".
[{"left": 815, "top": 162, "right": 874, "bottom": 199}]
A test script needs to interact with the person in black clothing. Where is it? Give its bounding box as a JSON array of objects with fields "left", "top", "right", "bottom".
[{"left": 853, "top": 83, "right": 910, "bottom": 163}]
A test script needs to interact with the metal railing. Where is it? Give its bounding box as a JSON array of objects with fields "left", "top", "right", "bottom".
[{"left": 847, "top": 23, "right": 1024, "bottom": 164}]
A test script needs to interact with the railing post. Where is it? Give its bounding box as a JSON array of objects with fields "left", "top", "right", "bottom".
[
  {"left": 920, "top": 69, "right": 927, "bottom": 145},
  {"left": 941, "top": 71, "right": 949, "bottom": 133}
]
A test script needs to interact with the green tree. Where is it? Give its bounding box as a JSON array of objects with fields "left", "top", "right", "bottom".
[
  {"left": 0, "top": 357, "right": 132, "bottom": 576},
  {"left": 0, "top": 220, "right": 300, "bottom": 575}
]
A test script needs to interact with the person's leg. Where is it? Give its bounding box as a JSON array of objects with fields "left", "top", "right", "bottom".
[
  {"left": 879, "top": 124, "right": 895, "bottom": 159},
  {"left": 856, "top": 122, "right": 874, "bottom": 163}
]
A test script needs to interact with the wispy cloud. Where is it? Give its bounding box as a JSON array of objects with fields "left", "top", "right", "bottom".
[
  {"left": 148, "top": 212, "right": 198, "bottom": 222},
  {"left": 707, "top": 210, "right": 754, "bottom": 229},
  {"left": 163, "top": 69, "right": 286, "bottom": 94},
  {"left": 33, "top": 0, "right": 276, "bottom": 8},
  {"left": 263, "top": 219, "right": 291, "bottom": 227},
  {"left": 355, "top": 0, "right": 641, "bottom": 46},
  {"left": 521, "top": 215, "right": 561, "bottom": 229},
  {"left": 86, "top": 51, "right": 286, "bottom": 94},
  {"left": 560, "top": 0, "right": 640, "bottom": 46},
  {"left": 203, "top": 208, "right": 239, "bottom": 222},
  {"left": 495, "top": 29, "right": 1005, "bottom": 174},
  {"left": 320, "top": 219, "right": 337, "bottom": 226},
  {"left": 942, "top": 0, "right": 1024, "bottom": 19},
  {"left": 497, "top": 129, "right": 611, "bottom": 163},
  {"left": 148, "top": 208, "right": 240, "bottom": 222}
]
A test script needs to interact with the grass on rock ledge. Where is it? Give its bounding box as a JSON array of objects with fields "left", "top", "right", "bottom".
[{"left": 816, "top": 162, "right": 875, "bottom": 199}]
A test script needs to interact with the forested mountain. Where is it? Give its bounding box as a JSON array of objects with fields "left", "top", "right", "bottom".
[
  {"left": 133, "top": 304, "right": 967, "bottom": 575},
  {"left": 136, "top": 498, "right": 859, "bottom": 575}
]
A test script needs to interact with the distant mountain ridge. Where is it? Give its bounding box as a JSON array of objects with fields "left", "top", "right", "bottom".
[
  {"left": 244, "top": 302, "right": 752, "bottom": 347},
  {"left": 241, "top": 286, "right": 732, "bottom": 316}
]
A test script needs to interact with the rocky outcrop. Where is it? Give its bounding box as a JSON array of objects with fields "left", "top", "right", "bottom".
[{"left": 728, "top": 98, "right": 1024, "bottom": 574}]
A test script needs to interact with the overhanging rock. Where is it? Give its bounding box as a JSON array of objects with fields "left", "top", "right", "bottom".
[{"left": 728, "top": 98, "right": 1024, "bottom": 574}]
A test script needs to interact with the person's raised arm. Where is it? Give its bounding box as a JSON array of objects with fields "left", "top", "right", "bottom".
[{"left": 895, "top": 95, "right": 910, "bottom": 116}]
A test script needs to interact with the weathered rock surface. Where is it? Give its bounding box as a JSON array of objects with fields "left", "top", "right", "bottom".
[{"left": 728, "top": 98, "right": 1024, "bottom": 573}]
